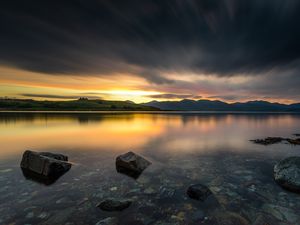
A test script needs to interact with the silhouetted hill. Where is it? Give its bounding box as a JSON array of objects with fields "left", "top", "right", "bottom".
[
  {"left": 0, "top": 99, "right": 158, "bottom": 111},
  {"left": 143, "top": 99, "right": 300, "bottom": 111}
]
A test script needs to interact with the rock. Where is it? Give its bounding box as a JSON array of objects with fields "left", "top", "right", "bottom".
[
  {"left": 250, "top": 137, "right": 284, "bottom": 145},
  {"left": 252, "top": 213, "right": 280, "bottom": 225},
  {"left": 251, "top": 136, "right": 300, "bottom": 145},
  {"left": 116, "top": 151, "right": 151, "bottom": 178},
  {"left": 144, "top": 187, "right": 156, "bottom": 194},
  {"left": 38, "top": 152, "right": 68, "bottom": 161},
  {"left": 97, "top": 198, "right": 132, "bottom": 211},
  {"left": 20, "top": 150, "right": 71, "bottom": 185},
  {"left": 293, "top": 133, "right": 300, "bottom": 137},
  {"left": 286, "top": 138, "right": 300, "bottom": 145},
  {"left": 274, "top": 156, "right": 300, "bottom": 193},
  {"left": 262, "top": 204, "right": 298, "bottom": 223},
  {"left": 187, "top": 184, "right": 212, "bottom": 201},
  {"left": 191, "top": 210, "right": 205, "bottom": 222},
  {"left": 45, "top": 207, "right": 75, "bottom": 224},
  {"left": 95, "top": 217, "right": 118, "bottom": 225},
  {"left": 203, "top": 211, "right": 249, "bottom": 225}
]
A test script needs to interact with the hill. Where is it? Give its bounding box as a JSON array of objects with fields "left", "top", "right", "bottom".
[
  {"left": 0, "top": 98, "right": 159, "bottom": 111},
  {"left": 143, "top": 99, "right": 300, "bottom": 112}
]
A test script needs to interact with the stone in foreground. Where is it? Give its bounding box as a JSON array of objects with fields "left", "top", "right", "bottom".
[
  {"left": 97, "top": 198, "right": 132, "bottom": 211},
  {"left": 116, "top": 151, "right": 151, "bottom": 178},
  {"left": 20, "top": 150, "right": 71, "bottom": 184},
  {"left": 187, "top": 184, "right": 212, "bottom": 201},
  {"left": 274, "top": 156, "right": 300, "bottom": 193}
]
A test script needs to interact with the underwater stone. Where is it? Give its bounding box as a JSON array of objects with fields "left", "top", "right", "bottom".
[
  {"left": 191, "top": 210, "right": 205, "bottom": 221},
  {"left": 116, "top": 151, "right": 151, "bottom": 178},
  {"left": 97, "top": 198, "right": 132, "bottom": 211},
  {"left": 203, "top": 211, "right": 249, "bottom": 225},
  {"left": 274, "top": 156, "right": 300, "bottom": 193},
  {"left": 95, "top": 217, "right": 118, "bottom": 225},
  {"left": 253, "top": 213, "right": 284, "bottom": 225},
  {"left": 187, "top": 184, "right": 212, "bottom": 201}
]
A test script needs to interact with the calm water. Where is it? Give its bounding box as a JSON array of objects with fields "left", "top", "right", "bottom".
[{"left": 0, "top": 112, "right": 300, "bottom": 225}]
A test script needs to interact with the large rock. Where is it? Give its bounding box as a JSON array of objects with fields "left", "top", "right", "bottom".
[
  {"left": 274, "top": 156, "right": 300, "bottom": 193},
  {"left": 116, "top": 151, "right": 151, "bottom": 178},
  {"left": 97, "top": 198, "right": 132, "bottom": 211},
  {"left": 187, "top": 184, "right": 212, "bottom": 201},
  {"left": 20, "top": 150, "right": 71, "bottom": 184}
]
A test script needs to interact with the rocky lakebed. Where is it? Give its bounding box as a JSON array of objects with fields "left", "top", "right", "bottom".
[
  {"left": 0, "top": 137, "right": 299, "bottom": 225},
  {"left": 1, "top": 134, "right": 300, "bottom": 225}
]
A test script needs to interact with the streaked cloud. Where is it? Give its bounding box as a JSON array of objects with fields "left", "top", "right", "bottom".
[
  {"left": 20, "top": 94, "right": 101, "bottom": 100},
  {"left": 147, "top": 93, "right": 202, "bottom": 100}
]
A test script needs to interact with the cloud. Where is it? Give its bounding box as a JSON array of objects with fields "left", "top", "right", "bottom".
[
  {"left": 147, "top": 93, "right": 202, "bottom": 100},
  {"left": 21, "top": 94, "right": 101, "bottom": 100},
  {"left": 0, "top": 0, "right": 299, "bottom": 78},
  {"left": 207, "top": 95, "right": 241, "bottom": 101}
]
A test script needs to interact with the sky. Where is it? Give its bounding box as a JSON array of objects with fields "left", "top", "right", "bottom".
[{"left": 0, "top": 0, "right": 300, "bottom": 103}]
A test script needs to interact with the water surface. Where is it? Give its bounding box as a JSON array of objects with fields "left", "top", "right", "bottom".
[{"left": 0, "top": 112, "right": 300, "bottom": 225}]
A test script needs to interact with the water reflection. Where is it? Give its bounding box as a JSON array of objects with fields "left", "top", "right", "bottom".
[{"left": 0, "top": 113, "right": 300, "bottom": 159}]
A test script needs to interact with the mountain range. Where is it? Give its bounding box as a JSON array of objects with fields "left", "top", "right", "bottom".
[
  {"left": 143, "top": 99, "right": 300, "bottom": 112},
  {"left": 1, "top": 98, "right": 300, "bottom": 112},
  {"left": 0, "top": 98, "right": 157, "bottom": 111}
]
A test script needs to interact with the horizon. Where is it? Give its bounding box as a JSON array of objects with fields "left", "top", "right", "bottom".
[
  {"left": 1, "top": 96, "right": 300, "bottom": 106},
  {"left": 1, "top": 1, "right": 300, "bottom": 104}
]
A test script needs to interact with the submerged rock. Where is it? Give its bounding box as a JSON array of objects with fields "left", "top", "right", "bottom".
[
  {"left": 97, "top": 198, "right": 132, "bottom": 211},
  {"left": 274, "top": 157, "right": 300, "bottom": 193},
  {"left": 116, "top": 151, "right": 151, "bottom": 178},
  {"left": 20, "top": 150, "right": 71, "bottom": 185},
  {"left": 187, "top": 184, "right": 212, "bottom": 201},
  {"left": 262, "top": 204, "right": 298, "bottom": 223},
  {"left": 191, "top": 210, "right": 205, "bottom": 222},
  {"left": 252, "top": 213, "right": 282, "bottom": 225},
  {"left": 286, "top": 138, "right": 300, "bottom": 145},
  {"left": 250, "top": 137, "right": 284, "bottom": 145},
  {"left": 203, "top": 211, "right": 249, "bottom": 225},
  {"left": 95, "top": 217, "right": 118, "bottom": 225}
]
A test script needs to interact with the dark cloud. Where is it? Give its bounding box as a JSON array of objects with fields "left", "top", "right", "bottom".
[
  {"left": 208, "top": 95, "right": 241, "bottom": 101},
  {"left": 1, "top": 0, "right": 300, "bottom": 77},
  {"left": 21, "top": 94, "right": 101, "bottom": 100},
  {"left": 148, "top": 93, "right": 202, "bottom": 99}
]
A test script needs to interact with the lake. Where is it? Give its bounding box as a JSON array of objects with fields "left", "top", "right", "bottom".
[{"left": 0, "top": 112, "right": 300, "bottom": 225}]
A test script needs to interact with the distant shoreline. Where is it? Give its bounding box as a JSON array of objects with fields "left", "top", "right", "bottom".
[{"left": 1, "top": 98, "right": 300, "bottom": 112}]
